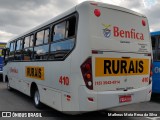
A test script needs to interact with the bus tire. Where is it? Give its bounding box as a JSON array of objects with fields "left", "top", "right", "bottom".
[{"left": 33, "top": 89, "right": 42, "bottom": 108}]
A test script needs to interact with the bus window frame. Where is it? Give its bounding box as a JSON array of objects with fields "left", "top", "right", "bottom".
[
  {"left": 5, "top": 12, "right": 78, "bottom": 62},
  {"left": 49, "top": 13, "right": 78, "bottom": 61}
]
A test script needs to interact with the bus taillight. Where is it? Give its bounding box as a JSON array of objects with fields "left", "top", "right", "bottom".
[
  {"left": 85, "top": 63, "right": 91, "bottom": 71},
  {"left": 81, "top": 57, "right": 93, "bottom": 90}
]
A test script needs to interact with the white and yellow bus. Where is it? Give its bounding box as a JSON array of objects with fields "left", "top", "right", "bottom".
[{"left": 2, "top": 1, "right": 152, "bottom": 114}]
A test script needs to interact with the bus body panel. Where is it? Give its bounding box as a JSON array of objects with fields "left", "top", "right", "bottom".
[
  {"left": 4, "top": 52, "right": 72, "bottom": 111},
  {"left": 89, "top": 5, "right": 151, "bottom": 53},
  {"left": 79, "top": 85, "right": 151, "bottom": 111},
  {"left": 38, "top": 85, "right": 62, "bottom": 111}
]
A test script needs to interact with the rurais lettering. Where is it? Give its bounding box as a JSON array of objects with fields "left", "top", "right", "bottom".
[
  {"left": 95, "top": 58, "right": 149, "bottom": 77},
  {"left": 104, "top": 60, "right": 144, "bottom": 74},
  {"left": 27, "top": 67, "right": 41, "bottom": 78},
  {"left": 25, "top": 66, "right": 44, "bottom": 80}
]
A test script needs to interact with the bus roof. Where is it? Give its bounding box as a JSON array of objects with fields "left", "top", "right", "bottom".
[
  {"left": 8, "top": 1, "right": 146, "bottom": 43},
  {"left": 151, "top": 31, "right": 160, "bottom": 36}
]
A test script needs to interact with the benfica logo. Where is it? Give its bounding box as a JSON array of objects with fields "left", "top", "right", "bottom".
[
  {"left": 102, "top": 23, "right": 111, "bottom": 38},
  {"left": 102, "top": 23, "right": 144, "bottom": 40}
]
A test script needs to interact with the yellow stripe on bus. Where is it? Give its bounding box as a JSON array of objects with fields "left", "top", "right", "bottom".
[
  {"left": 25, "top": 66, "right": 44, "bottom": 80},
  {"left": 95, "top": 58, "right": 149, "bottom": 77}
]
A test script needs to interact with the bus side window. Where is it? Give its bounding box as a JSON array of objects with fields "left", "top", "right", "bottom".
[
  {"left": 36, "top": 30, "right": 44, "bottom": 46},
  {"left": 53, "top": 22, "right": 66, "bottom": 41},
  {"left": 67, "top": 16, "right": 76, "bottom": 38},
  {"left": 23, "top": 35, "right": 33, "bottom": 61},
  {"left": 9, "top": 42, "right": 15, "bottom": 61},
  {"left": 44, "top": 29, "right": 50, "bottom": 44},
  {"left": 34, "top": 45, "right": 49, "bottom": 60},
  {"left": 50, "top": 39, "right": 75, "bottom": 59},
  {"left": 15, "top": 39, "right": 23, "bottom": 60},
  {"left": 34, "top": 29, "right": 50, "bottom": 60},
  {"left": 50, "top": 16, "right": 76, "bottom": 60},
  {"left": 10, "top": 42, "right": 15, "bottom": 53},
  {"left": 24, "top": 36, "right": 30, "bottom": 48},
  {"left": 30, "top": 35, "right": 34, "bottom": 47},
  {"left": 23, "top": 48, "right": 33, "bottom": 61}
]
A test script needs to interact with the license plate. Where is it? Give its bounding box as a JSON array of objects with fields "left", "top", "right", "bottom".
[{"left": 119, "top": 95, "right": 132, "bottom": 103}]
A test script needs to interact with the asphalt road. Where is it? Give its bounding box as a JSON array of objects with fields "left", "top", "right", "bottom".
[{"left": 0, "top": 81, "right": 160, "bottom": 120}]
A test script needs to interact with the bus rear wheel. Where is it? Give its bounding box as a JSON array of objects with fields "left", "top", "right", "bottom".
[{"left": 33, "top": 89, "right": 42, "bottom": 108}]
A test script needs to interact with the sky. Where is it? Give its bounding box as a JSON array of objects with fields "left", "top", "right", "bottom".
[{"left": 0, "top": 0, "right": 159, "bottom": 42}]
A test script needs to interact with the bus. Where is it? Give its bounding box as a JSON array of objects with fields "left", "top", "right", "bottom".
[
  {"left": 2, "top": 1, "right": 152, "bottom": 114},
  {"left": 151, "top": 31, "right": 160, "bottom": 94},
  {"left": 0, "top": 42, "right": 6, "bottom": 80}
]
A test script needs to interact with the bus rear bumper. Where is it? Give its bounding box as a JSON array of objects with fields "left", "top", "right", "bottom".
[{"left": 79, "top": 85, "right": 152, "bottom": 111}]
